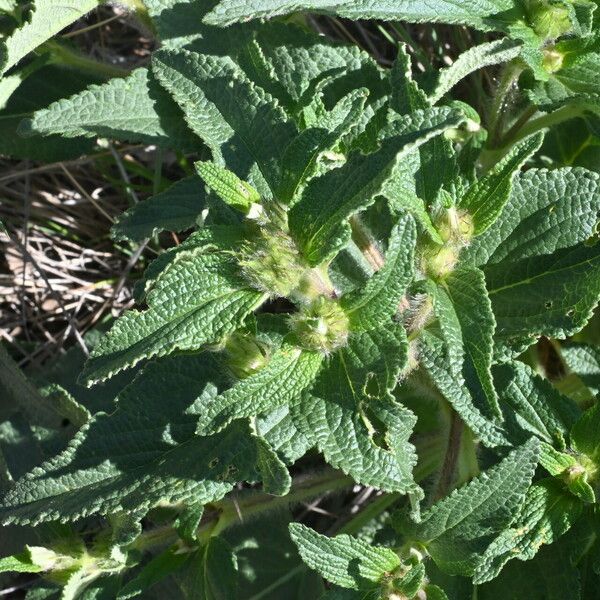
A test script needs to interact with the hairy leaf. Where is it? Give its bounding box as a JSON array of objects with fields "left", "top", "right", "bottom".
[
  {"left": 111, "top": 176, "right": 206, "bottom": 242},
  {"left": 291, "top": 326, "right": 421, "bottom": 496},
  {"left": 204, "top": 0, "right": 519, "bottom": 31},
  {"left": 20, "top": 68, "right": 198, "bottom": 150},
  {"left": 342, "top": 213, "right": 416, "bottom": 331},
  {"left": 429, "top": 38, "right": 522, "bottom": 104},
  {"left": 196, "top": 343, "right": 323, "bottom": 435},
  {"left": 289, "top": 107, "right": 463, "bottom": 265},
  {"left": 0, "top": 0, "right": 99, "bottom": 75},
  {"left": 81, "top": 243, "right": 265, "bottom": 384},
  {"left": 486, "top": 243, "right": 600, "bottom": 356},
  {"left": 403, "top": 439, "right": 540, "bottom": 575},
  {"left": 561, "top": 343, "right": 600, "bottom": 396},
  {"left": 459, "top": 133, "right": 544, "bottom": 235},
  {"left": 493, "top": 361, "right": 579, "bottom": 448},
  {"left": 289, "top": 523, "right": 400, "bottom": 590},
  {"left": 0, "top": 354, "right": 287, "bottom": 525},
  {"left": 445, "top": 268, "right": 500, "bottom": 419},
  {"left": 464, "top": 167, "right": 600, "bottom": 267},
  {"left": 474, "top": 480, "right": 582, "bottom": 584},
  {"left": 152, "top": 48, "right": 296, "bottom": 194},
  {"left": 278, "top": 89, "right": 368, "bottom": 205}
]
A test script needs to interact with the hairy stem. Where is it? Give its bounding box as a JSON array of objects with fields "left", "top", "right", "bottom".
[
  {"left": 44, "top": 41, "right": 129, "bottom": 79},
  {"left": 433, "top": 410, "right": 463, "bottom": 501},
  {"left": 487, "top": 60, "right": 523, "bottom": 147},
  {"left": 132, "top": 469, "right": 353, "bottom": 552},
  {"left": 349, "top": 215, "right": 384, "bottom": 271},
  {"left": 503, "top": 102, "right": 589, "bottom": 145}
]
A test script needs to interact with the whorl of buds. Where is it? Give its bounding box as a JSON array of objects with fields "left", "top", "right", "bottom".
[
  {"left": 422, "top": 207, "right": 474, "bottom": 280},
  {"left": 239, "top": 226, "right": 306, "bottom": 298},
  {"left": 526, "top": 0, "right": 572, "bottom": 40},
  {"left": 289, "top": 297, "right": 349, "bottom": 354},
  {"left": 543, "top": 47, "right": 565, "bottom": 73},
  {"left": 223, "top": 332, "right": 270, "bottom": 379}
]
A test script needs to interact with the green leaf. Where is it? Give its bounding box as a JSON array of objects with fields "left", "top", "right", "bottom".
[
  {"left": 196, "top": 343, "right": 323, "bottom": 435},
  {"left": 393, "top": 563, "right": 425, "bottom": 597},
  {"left": 474, "top": 480, "right": 582, "bottom": 584},
  {"left": 459, "top": 133, "right": 544, "bottom": 235},
  {"left": 187, "top": 538, "right": 238, "bottom": 600},
  {"left": 0, "top": 549, "right": 44, "bottom": 574},
  {"left": 255, "top": 405, "right": 312, "bottom": 465},
  {"left": 141, "top": 0, "right": 210, "bottom": 48},
  {"left": 111, "top": 176, "right": 205, "bottom": 242},
  {"left": 571, "top": 400, "right": 600, "bottom": 462},
  {"left": 0, "top": 0, "right": 99, "bottom": 75},
  {"left": 464, "top": 167, "right": 600, "bottom": 267},
  {"left": 289, "top": 523, "right": 400, "bottom": 590},
  {"left": 81, "top": 242, "right": 265, "bottom": 385},
  {"left": 152, "top": 48, "right": 296, "bottom": 195},
  {"left": 289, "top": 107, "right": 464, "bottom": 265},
  {"left": 20, "top": 68, "right": 198, "bottom": 150},
  {"left": 291, "top": 326, "right": 422, "bottom": 496},
  {"left": 478, "top": 534, "right": 581, "bottom": 599},
  {"left": 204, "top": 0, "right": 519, "bottom": 31},
  {"left": 132, "top": 225, "right": 244, "bottom": 303},
  {"left": 390, "top": 44, "right": 428, "bottom": 114},
  {"left": 224, "top": 511, "right": 324, "bottom": 599},
  {"left": 444, "top": 268, "right": 500, "bottom": 419},
  {"left": 342, "top": 214, "right": 416, "bottom": 331},
  {"left": 485, "top": 243, "right": 600, "bottom": 357},
  {"left": 118, "top": 547, "right": 189, "bottom": 599},
  {"left": 561, "top": 343, "right": 600, "bottom": 395},
  {"left": 247, "top": 22, "right": 383, "bottom": 113},
  {"left": 403, "top": 438, "right": 540, "bottom": 576},
  {"left": 527, "top": 35, "right": 600, "bottom": 109},
  {"left": 429, "top": 38, "right": 522, "bottom": 104},
  {"left": 196, "top": 161, "right": 260, "bottom": 214},
  {"left": 278, "top": 89, "right": 368, "bottom": 205},
  {"left": 493, "top": 361, "right": 579, "bottom": 448},
  {"left": 174, "top": 503, "right": 204, "bottom": 546},
  {"left": 0, "top": 354, "right": 286, "bottom": 525},
  {"left": 417, "top": 281, "right": 507, "bottom": 447}
]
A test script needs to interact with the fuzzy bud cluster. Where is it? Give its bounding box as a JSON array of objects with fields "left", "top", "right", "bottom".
[
  {"left": 526, "top": 0, "right": 573, "bottom": 40},
  {"left": 422, "top": 207, "right": 474, "bottom": 280},
  {"left": 239, "top": 225, "right": 307, "bottom": 298},
  {"left": 289, "top": 297, "right": 349, "bottom": 354}
]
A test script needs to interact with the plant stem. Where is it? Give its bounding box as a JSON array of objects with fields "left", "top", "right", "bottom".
[
  {"left": 132, "top": 469, "right": 353, "bottom": 552},
  {"left": 43, "top": 41, "right": 129, "bottom": 79},
  {"left": 349, "top": 215, "right": 384, "bottom": 271},
  {"left": 480, "top": 101, "right": 590, "bottom": 169},
  {"left": 487, "top": 61, "right": 523, "bottom": 147},
  {"left": 503, "top": 102, "right": 589, "bottom": 146},
  {"left": 433, "top": 410, "right": 463, "bottom": 501}
]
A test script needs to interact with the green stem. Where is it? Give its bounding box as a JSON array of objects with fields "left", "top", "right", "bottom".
[
  {"left": 433, "top": 409, "right": 463, "bottom": 502},
  {"left": 350, "top": 215, "right": 384, "bottom": 271},
  {"left": 480, "top": 101, "right": 590, "bottom": 170},
  {"left": 487, "top": 61, "right": 523, "bottom": 147},
  {"left": 43, "top": 41, "right": 129, "bottom": 79},
  {"left": 132, "top": 469, "right": 352, "bottom": 552},
  {"left": 503, "top": 102, "right": 589, "bottom": 146}
]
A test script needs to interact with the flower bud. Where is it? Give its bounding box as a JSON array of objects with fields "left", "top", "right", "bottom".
[
  {"left": 290, "top": 297, "right": 349, "bottom": 353},
  {"left": 526, "top": 0, "right": 572, "bottom": 40}
]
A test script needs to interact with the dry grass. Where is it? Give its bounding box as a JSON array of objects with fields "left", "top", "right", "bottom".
[
  {"left": 0, "top": 5, "right": 162, "bottom": 369},
  {"left": 1, "top": 151, "right": 142, "bottom": 368}
]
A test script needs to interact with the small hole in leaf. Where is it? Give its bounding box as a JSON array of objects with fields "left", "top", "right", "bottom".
[
  {"left": 208, "top": 458, "right": 219, "bottom": 469},
  {"left": 61, "top": 418, "right": 70, "bottom": 428},
  {"left": 545, "top": 300, "right": 553, "bottom": 309}
]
